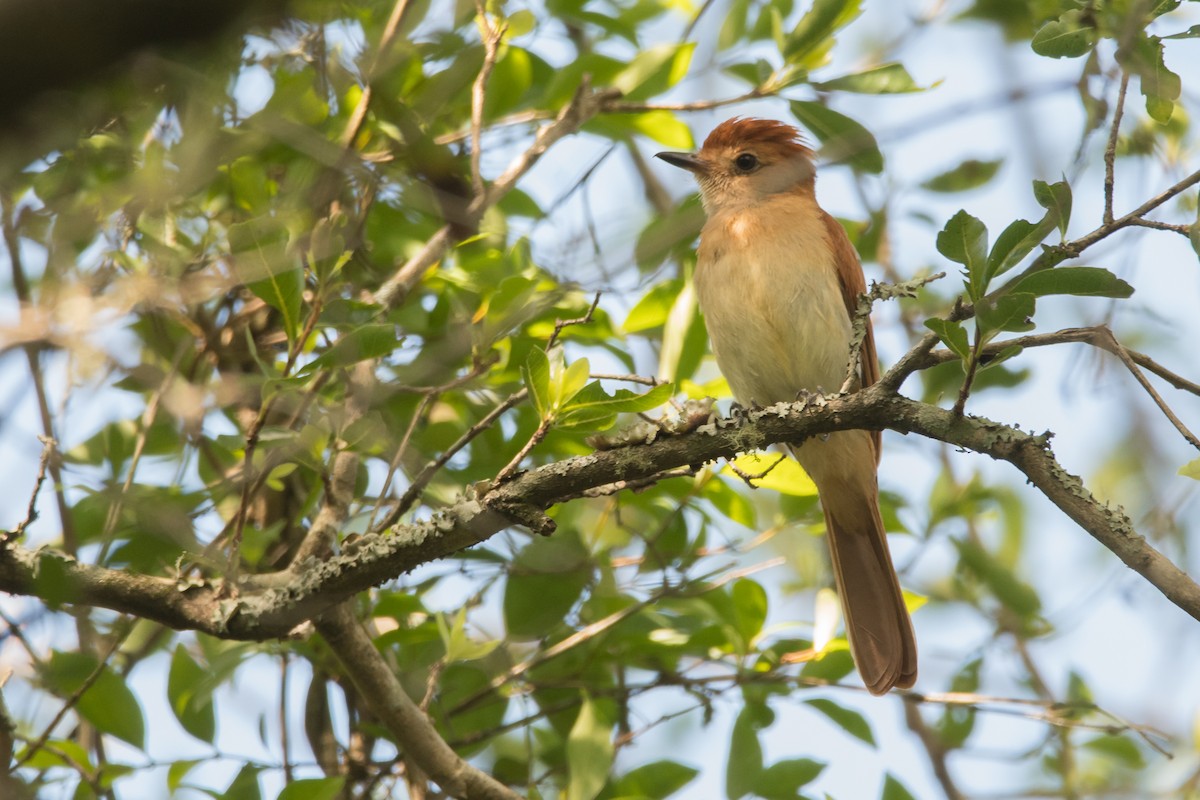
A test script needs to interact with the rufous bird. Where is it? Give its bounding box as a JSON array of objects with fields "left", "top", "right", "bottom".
[{"left": 656, "top": 117, "right": 916, "bottom": 694}]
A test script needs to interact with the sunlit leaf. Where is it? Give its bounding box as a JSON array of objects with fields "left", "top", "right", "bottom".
[
  {"left": 813, "top": 62, "right": 927, "bottom": 94},
  {"left": 1007, "top": 266, "right": 1133, "bottom": 298},
  {"left": 567, "top": 695, "right": 614, "bottom": 800},
  {"left": 790, "top": 100, "right": 883, "bottom": 173}
]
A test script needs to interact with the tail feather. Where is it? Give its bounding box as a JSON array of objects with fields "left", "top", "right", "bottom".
[{"left": 793, "top": 433, "right": 916, "bottom": 695}]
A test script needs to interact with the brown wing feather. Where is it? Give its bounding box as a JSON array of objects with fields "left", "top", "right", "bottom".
[{"left": 820, "top": 211, "right": 881, "bottom": 462}]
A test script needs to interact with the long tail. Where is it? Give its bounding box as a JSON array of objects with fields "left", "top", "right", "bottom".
[{"left": 792, "top": 433, "right": 917, "bottom": 695}]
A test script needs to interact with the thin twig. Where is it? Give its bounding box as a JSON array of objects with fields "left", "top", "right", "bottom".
[
  {"left": 8, "top": 435, "right": 55, "bottom": 543},
  {"left": 340, "top": 0, "right": 413, "bottom": 149},
  {"left": 904, "top": 699, "right": 966, "bottom": 800},
  {"left": 546, "top": 291, "right": 601, "bottom": 350},
  {"left": 1103, "top": 72, "right": 1130, "bottom": 225},
  {"left": 15, "top": 620, "right": 132, "bottom": 769},
  {"left": 494, "top": 420, "right": 550, "bottom": 484},
  {"left": 469, "top": 2, "right": 506, "bottom": 198},
  {"left": 378, "top": 388, "right": 529, "bottom": 530},
  {"left": 841, "top": 273, "right": 945, "bottom": 394},
  {"left": 1092, "top": 328, "right": 1200, "bottom": 450},
  {"left": 590, "top": 373, "right": 664, "bottom": 387}
]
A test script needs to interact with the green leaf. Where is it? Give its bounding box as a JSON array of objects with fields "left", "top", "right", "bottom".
[
  {"left": 731, "top": 579, "right": 768, "bottom": 646},
  {"left": 724, "top": 454, "right": 816, "bottom": 496},
  {"left": 567, "top": 695, "right": 614, "bottom": 800},
  {"left": 625, "top": 280, "right": 682, "bottom": 333},
  {"left": 924, "top": 319, "right": 971, "bottom": 363},
  {"left": 437, "top": 609, "right": 500, "bottom": 662},
  {"left": 975, "top": 293, "right": 1035, "bottom": 336},
  {"left": 803, "top": 698, "right": 875, "bottom": 746},
  {"left": 1030, "top": 11, "right": 1095, "bottom": 58},
  {"left": 300, "top": 324, "right": 397, "bottom": 374},
  {"left": 726, "top": 704, "right": 771, "bottom": 799},
  {"left": 223, "top": 763, "right": 262, "bottom": 800},
  {"left": 881, "top": 774, "right": 918, "bottom": 800},
  {"left": 168, "top": 645, "right": 216, "bottom": 744},
  {"left": 523, "top": 346, "right": 553, "bottom": 420},
  {"left": 617, "top": 110, "right": 695, "bottom": 148},
  {"left": 608, "top": 761, "right": 699, "bottom": 799},
  {"left": 658, "top": 277, "right": 697, "bottom": 382},
  {"left": 1121, "top": 34, "right": 1181, "bottom": 123},
  {"left": 612, "top": 43, "right": 695, "bottom": 101},
  {"left": 504, "top": 533, "right": 590, "bottom": 639},
  {"left": 921, "top": 158, "right": 1002, "bottom": 193},
  {"left": 1163, "top": 23, "right": 1200, "bottom": 40},
  {"left": 1033, "top": 179, "right": 1072, "bottom": 237},
  {"left": 557, "top": 381, "right": 673, "bottom": 431},
  {"left": 277, "top": 778, "right": 346, "bottom": 800},
  {"left": 1007, "top": 267, "right": 1133, "bottom": 298},
  {"left": 789, "top": 100, "right": 883, "bottom": 173},
  {"left": 987, "top": 218, "right": 1044, "bottom": 280},
  {"left": 752, "top": 758, "right": 826, "bottom": 799},
  {"left": 784, "top": 0, "right": 862, "bottom": 67},
  {"left": 954, "top": 538, "right": 1042, "bottom": 620},
  {"left": 936, "top": 210, "right": 989, "bottom": 299},
  {"left": 43, "top": 651, "right": 145, "bottom": 749},
  {"left": 1178, "top": 457, "right": 1200, "bottom": 480},
  {"left": 812, "top": 62, "right": 926, "bottom": 94},
  {"left": 560, "top": 356, "right": 592, "bottom": 408},
  {"left": 229, "top": 219, "right": 302, "bottom": 342},
  {"left": 1082, "top": 734, "right": 1145, "bottom": 769}
]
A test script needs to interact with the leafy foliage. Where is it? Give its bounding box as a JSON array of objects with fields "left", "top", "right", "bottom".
[{"left": 0, "top": 0, "right": 1197, "bottom": 799}]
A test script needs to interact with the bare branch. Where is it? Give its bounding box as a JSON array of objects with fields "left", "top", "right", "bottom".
[
  {"left": 1103, "top": 72, "right": 1130, "bottom": 226},
  {"left": 315, "top": 602, "right": 523, "bottom": 800}
]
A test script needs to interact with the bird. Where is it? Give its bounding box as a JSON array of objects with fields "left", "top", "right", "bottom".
[{"left": 656, "top": 117, "right": 917, "bottom": 694}]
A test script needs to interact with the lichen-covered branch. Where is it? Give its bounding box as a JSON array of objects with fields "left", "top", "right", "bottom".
[{"left": 3, "top": 386, "right": 1197, "bottom": 636}]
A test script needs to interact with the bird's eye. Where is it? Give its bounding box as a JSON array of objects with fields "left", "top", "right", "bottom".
[{"left": 734, "top": 153, "right": 759, "bottom": 171}]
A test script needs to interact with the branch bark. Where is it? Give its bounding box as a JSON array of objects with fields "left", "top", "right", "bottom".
[
  {"left": 4, "top": 386, "right": 1197, "bottom": 637},
  {"left": 315, "top": 602, "right": 523, "bottom": 800}
]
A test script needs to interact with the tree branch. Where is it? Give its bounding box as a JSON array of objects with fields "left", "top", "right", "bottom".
[
  {"left": 315, "top": 602, "right": 523, "bottom": 800},
  {"left": 3, "top": 386, "right": 1197, "bottom": 637}
]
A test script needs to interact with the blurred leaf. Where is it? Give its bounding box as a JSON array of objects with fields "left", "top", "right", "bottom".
[
  {"left": 784, "top": 0, "right": 862, "bottom": 67},
  {"left": 567, "top": 695, "right": 614, "bottom": 800},
  {"left": 921, "top": 159, "right": 1002, "bottom": 193},
  {"left": 612, "top": 43, "right": 695, "bottom": 101},
  {"left": 803, "top": 698, "right": 875, "bottom": 746},
  {"left": 1163, "top": 23, "right": 1200, "bottom": 39},
  {"left": 881, "top": 774, "right": 918, "bottom": 800},
  {"left": 168, "top": 645, "right": 215, "bottom": 744},
  {"left": 752, "top": 758, "right": 826, "bottom": 799},
  {"left": 936, "top": 210, "right": 989, "bottom": 299},
  {"left": 300, "top": 324, "right": 397, "bottom": 374},
  {"left": 1031, "top": 10, "right": 1095, "bottom": 58},
  {"left": 732, "top": 579, "right": 768, "bottom": 646},
  {"left": 790, "top": 100, "right": 883, "bottom": 173},
  {"left": 1083, "top": 734, "right": 1145, "bottom": 769},
  {"left": 726, "top": 703, "right": 771, "bottom": 799},
  {"left": 604, "top": 760, "right": 699, "bottom": 799},
  {"left": 625, "top": 280, "right": 682, "bottom": 333},
  {"left": 43, "top": 651, "right": 145, "bottom": 749},
  {"left": 813, "top": 62, "right": 927, "bottom": 94},
  {"left": 223, "top": 763, "right": 262, "bottom": 800},
  {"left": 277, "top": 778, "right": 346, "bottom": 800},
  {"left": 1007, "top": 266, "right": 1133, "bottom": 298},
  {"left": 1178, "top": 457, "right": 1200, "bottom": 480},
  {"left": 954, "top": 538, "right": 1042, "bottom": 621},
  {"left": 228, "top": 218, "right": 300, "bottom": 341},
  {"left": 437, "top": 608, "right": 500, "bottom": 662}
]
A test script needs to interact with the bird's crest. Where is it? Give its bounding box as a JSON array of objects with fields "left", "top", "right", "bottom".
[{"left": 701, "top": 117, "right": 814, "bottom": 159}]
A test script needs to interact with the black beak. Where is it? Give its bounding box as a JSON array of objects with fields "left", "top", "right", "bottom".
[{"left": 655, "top": 151, "right": 708, "bottom": 174}]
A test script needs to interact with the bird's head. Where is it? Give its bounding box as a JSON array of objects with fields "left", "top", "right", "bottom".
[{"left": 656, "top": 117, "right": 816, "bottom": 213}]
